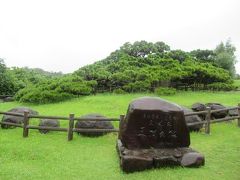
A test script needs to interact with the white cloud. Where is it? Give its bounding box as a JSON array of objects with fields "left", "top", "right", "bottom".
[{"left": 0, "top": 0, "right": 239, "bottom": 73}]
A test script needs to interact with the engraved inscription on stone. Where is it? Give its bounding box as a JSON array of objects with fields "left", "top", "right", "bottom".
[{"left": 136, "top": 112, "right": 177, "bottom": 147}]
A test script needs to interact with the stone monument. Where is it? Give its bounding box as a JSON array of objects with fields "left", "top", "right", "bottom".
[{"left": 117, "top": 97, "right": 204, "bottom": 172}]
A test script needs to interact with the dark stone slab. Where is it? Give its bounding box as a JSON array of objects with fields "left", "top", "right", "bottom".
[
  {"left": 39, "top": 119, "right": 60, "bottom": 134},
  {"left": 191, "top": 103, "right": 206, "bottom": 120},
  {"left": 119, "top": 97, "right": 190, "bottom": 149},
  {"left": 121, "top": 155, "right": 153, "bottom": 172},
  {"left": 75, "top": 113, "right": 114, "bottom": 137},
  {"left": 182, "top": 106, "right": 203, "bottom": 131},
  {"left": 228, "top": 107, "right": 238, "bottom": 116},
  {"left": 206, "top": 103, "right": 228, "bottom": 119},
  {"left": 117, "top": 139, "right": 204, "bottom": 172},
  {"left": 117, "top": 97, "right": 204, "bottom": 172},
  {"left": 191, "top": 103, "right": 206, "bottom": 112},
  {"left": 1, "top": 107, "right": 39, "bottom": 129},
  {"left": 153, "top": 155, "right": 178, "bottom": 167}
]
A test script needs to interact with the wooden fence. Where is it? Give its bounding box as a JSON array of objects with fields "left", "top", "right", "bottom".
[{"left": 0, "top": 105, "right": 239, "bottom": 141}]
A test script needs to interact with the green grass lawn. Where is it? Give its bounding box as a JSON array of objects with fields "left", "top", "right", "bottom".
[
  {"left": 233, "top": 79, "right": 240, "bottom": 88},
  {"left": 0, "top": 92, "right": 240, "bottom": 180}
]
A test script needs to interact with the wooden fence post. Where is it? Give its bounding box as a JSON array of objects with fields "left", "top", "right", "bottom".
[
  {"left": 237, "top": 103, "right": 240, "bottom": 127},
  {"left": 23, "top": 111, "right": 29, "bottom": 138},
  {"left": 68, "top": 114, "right": 75, "bottom": 141},
  {"left": 205, "top": 107, "right": 211, "bottom": 134}
]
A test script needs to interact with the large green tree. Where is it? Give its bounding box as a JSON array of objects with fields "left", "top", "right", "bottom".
[
  {"left": 73, "top": 41, "right": 233, "bottom": 93},
  {"left": 0, "top": 59, "right": 15, "bottom": 95},
  {"left": 7, "top": 40, "right": 236, "bottom": 103},
  {"left": 214, "top": 40, "right": 237, "bottom": 77}
]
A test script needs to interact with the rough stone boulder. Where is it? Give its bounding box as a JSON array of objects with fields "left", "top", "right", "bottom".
[
  {"left": 180, "top": 152, "right": 205, "bottom": 167},
  {"left": 39, "top": 119, "right": 60, "bottom": 134},
  {"left": 206, "top": 103, "right": 228, "bottom": 119},
  {"left": 228, "top": 107, "right": 238, "bottom": 116},
  {"left": 1, "top": 107, "right": 39, "bottom": 129},
  {"left": 119, "top": 97, "right": 190, "bottom": 149},
  {"left": 181, "top": 106, "right": 203, "bottom": 131},
  {"left": 117, "top": 97, "right": 204, "bottom": 172},
  {"left": 191, "top": 103, "right": 206, "bottom": 112},
  {"left": 191, "top": 103, "right": 206, "bottom": 120},
  {"left": 75, "top": 113, "right": 114, "bottom": 137}
]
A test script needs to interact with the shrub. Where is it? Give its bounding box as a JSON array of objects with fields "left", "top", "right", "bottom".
[
  {"left": 14, "top": 86, "right": 33, "bottom": 101},
  {"left": 206, "top": 82, "right": 237, "bottom": 91},
  {"left": 18, "top": 89, "right": 73, "bottom": 103},
  {"left": 154, "top": 87, "right": 176, "bottom": 96},
  {"left": 14, "top": 75, "right": 94, "bottom": 103},
  {"left": 113, "top": 88, "right": 126, "bottom": 94}
]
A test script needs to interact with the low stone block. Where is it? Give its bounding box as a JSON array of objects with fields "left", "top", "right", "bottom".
[
  {"left": 39, "top": 119, "right": 60, "bottom": 134},
  {"left": 117, "top": 139, "right": 205, "bottom": 172},
  {"left": 182, "top": 106, "right": 203, "bottom": 131},
  {"left": 75, "top": 113, "right": 114, "bottom": 137},
  {"left": 121, "top": 155, "right": 153, "bottom": 173},
  {"left": 1, "top": 107, "right": 38, "bottom": 129},
  {"left": 181, "top": 152, "right": 205, "bottom": 167}
]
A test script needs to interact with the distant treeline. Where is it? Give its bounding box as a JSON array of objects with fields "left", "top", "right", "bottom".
[{"left": 0, "top": 40, "right": 237, "bottom": 103}]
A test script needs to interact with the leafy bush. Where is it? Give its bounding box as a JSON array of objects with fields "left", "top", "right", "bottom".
[
  {"left": 113, "top": 88, "right": 126, "bottom": 94},
  {"left": 154, "top": 87, "right": 176, "bottom": 96},
  {"left": 14, "top": 86, "right": 33, "bottom": 101},
  {"left": 14, "top": 75, "right": 93, "bottom": 103},
  {"left": 18, "top": 89, "right": 73, "bottom": 103},
  {"left": 206, "top": 82, "right": 237, "bottom": 91},
  {"left": 0, "top": 59, "right": 15, "bottom": 95}
]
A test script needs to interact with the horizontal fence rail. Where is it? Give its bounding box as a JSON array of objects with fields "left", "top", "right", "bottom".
[
  {"left": 73, "top": 128, "right": 119, "bottom": 133},
  {"left": 28, "top": 125, "right": 68, "bottom": 132},
  {"left": 187, "top": 116, "right": 240, "bottom": 126},
  {"left": 0, "top": 111, "right": 25, "bottom": 117},
  {"left": 0, "top": 121, "right": 23, "bottom": 128},
  {"left": 0, "top": 104, "right": 240, "bottom": 140}
]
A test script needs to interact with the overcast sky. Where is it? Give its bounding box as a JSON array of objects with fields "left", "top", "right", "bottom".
[{"left": 0, "top": 0, "right": 240, "bottom": 73}]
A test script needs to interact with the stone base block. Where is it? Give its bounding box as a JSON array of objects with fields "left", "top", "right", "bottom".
[{"left": 117, "top": 140, "right": 204, "bottom": 173}]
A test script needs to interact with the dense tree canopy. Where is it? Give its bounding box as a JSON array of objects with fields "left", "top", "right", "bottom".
[
  {"left": 15, "top": 75, "right": 95, "bottom": 103},
  {"left": 7, "top": 67, "right": 63, "bottom": 92},
  {"left": 74, "top": 41, "right": 233, "bottom": 93},
  {"left": 0, "top": 59, "right": 15, "bottom": 95},
  {"left": 0, "top": 40, "right": 237, "bottom": 103}
]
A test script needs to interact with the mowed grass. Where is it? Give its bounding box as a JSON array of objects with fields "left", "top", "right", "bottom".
[
  {"left": 0, "top": 91, "right": 240, "bottom": 180},
  {"left": 233, "top": 79, "right": 240, "bottom": 91}
]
